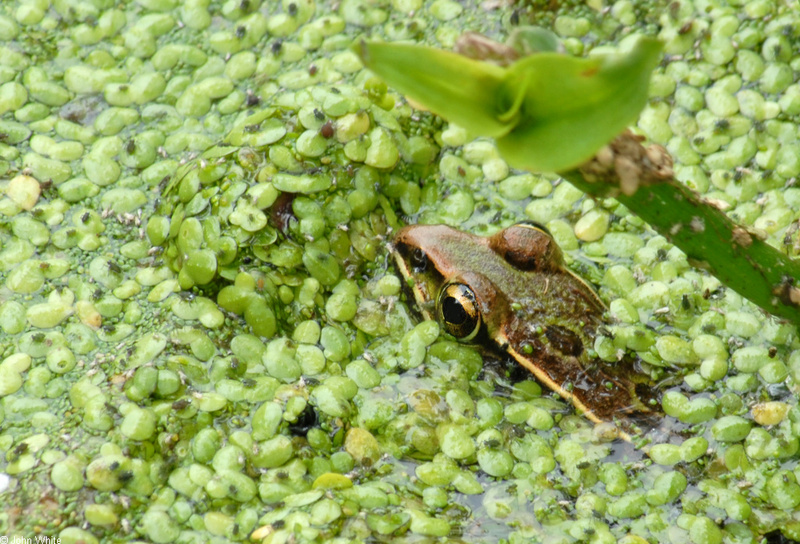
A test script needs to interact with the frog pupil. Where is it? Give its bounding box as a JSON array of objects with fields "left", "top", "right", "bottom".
[
  {"left": 442, "top": 296, "right": 468, "bottom": 325},
  {"left": 439, "top": 283, "right": 481, "bottom": 341}
]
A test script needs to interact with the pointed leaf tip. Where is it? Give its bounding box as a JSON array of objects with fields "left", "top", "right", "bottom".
[{"left": 355, "top": 41, "right": 513, "bottom": 137}]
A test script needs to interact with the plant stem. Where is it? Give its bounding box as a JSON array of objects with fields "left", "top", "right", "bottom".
[{"left": 563, "top": 132, "right": 800, "bottom": 325}]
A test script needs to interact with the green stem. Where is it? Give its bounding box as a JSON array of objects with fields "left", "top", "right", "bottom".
[{"left": 562, "top": 138, "right": 800, "bottom": 325}]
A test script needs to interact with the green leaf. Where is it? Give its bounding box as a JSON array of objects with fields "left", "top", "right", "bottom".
[
  {"left": 355, "top": 36, "right": 662, "bottom": 173},
  {"left": 355, "top": 41, "right": 512, "bottom": 137},
  {"left": 497, "top": 37, "right": 663, "bottom": 172}
]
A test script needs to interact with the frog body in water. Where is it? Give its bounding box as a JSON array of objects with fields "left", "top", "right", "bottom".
[{"left": 392, "top": 222, "right": 660, "bottom": 438}]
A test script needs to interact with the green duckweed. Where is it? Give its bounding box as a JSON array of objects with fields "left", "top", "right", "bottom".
[{"left": 0, "top": 1, "right": 798, "bottom": 543}]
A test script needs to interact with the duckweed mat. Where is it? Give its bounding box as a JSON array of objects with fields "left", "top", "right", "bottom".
[{"left": 1, "top": 0, "right": 800, "bottom": 543}]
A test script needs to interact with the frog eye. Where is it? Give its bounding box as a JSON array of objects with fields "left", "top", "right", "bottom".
[
  {"left": 438, "top": 283, "right": 481, "bottom": 341},
  {"left": 410, "top": 248, "right": 428, "bottom": 271}
]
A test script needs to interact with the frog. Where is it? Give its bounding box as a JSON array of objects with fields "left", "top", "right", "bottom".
[{"left": 392, "top": 221, "right": 661, "bottom": 439}]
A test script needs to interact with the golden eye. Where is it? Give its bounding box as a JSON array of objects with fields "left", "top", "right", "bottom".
[{"left": 438, "top": 283, "right": 481, "bottom": 341}]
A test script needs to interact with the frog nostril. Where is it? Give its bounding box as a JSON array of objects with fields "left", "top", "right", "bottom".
[{"left": 411, "top": 248, "right": 428, "bottom": 271}]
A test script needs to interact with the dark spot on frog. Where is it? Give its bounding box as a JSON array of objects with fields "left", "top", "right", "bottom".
[{"left": 544, "top": 325, "right": 583, "bottom": 357}]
